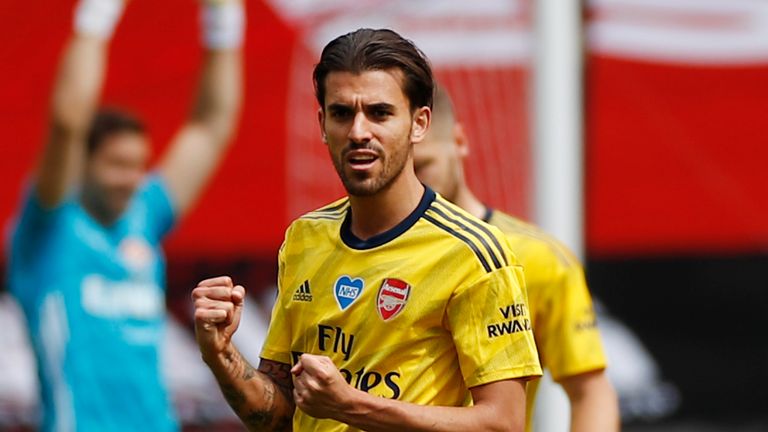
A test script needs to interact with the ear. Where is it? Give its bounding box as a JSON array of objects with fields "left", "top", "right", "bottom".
[
  {"left": 453, "top": 122, "right": 470, "bottom": 159},
  {"left": 410, "top": 106, "right": 431, "bottom": 144},
  {"left": 317, "top": 108, "right": 327, "bottom": 144}
]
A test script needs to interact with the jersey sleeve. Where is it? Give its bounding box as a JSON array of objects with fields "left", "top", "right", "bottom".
[
  {"left": 137, "top": 174, "right": 177, "bottom": 241},
  {"left": 259, "top": 226, "right": 293, "bottom": 365},
  {"left": 7, "top": 185, "right": 69, "bottom": 296},
  {"left": 446, "top": 264, "right": 542, "bottom": 388},
  {"left": 11, "top": 184, "right": 67, "bottom": 244},
  {"left": 535, "top": 262, "right": 608, "bottom": 381},
  {"left": 7, "top": 185, "right": 76, "bottom": 306}
]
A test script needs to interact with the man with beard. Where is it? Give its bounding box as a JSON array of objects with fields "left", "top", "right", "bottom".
[{"left": 192, "top": 28, "right": 542, "bottom": 431}]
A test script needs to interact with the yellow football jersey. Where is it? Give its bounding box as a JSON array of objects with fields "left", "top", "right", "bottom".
[
  {"left": 485, "top": 210, "right": 607, "bottom": 431},
  {"left": 261, "top": 188, "right": 542, "bottom": 431}
]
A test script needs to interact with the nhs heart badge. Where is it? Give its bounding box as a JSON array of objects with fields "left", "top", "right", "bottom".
[{"left": 334, "top": 275, "right": 364, "bottom": 311}]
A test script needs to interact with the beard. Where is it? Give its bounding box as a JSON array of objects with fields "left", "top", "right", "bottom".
[
  {"left": 331, "top": 137, "right": 411, "bottom": 197},
  {"left": 80, "top": 182, "right": 135, "bottom": 225}
]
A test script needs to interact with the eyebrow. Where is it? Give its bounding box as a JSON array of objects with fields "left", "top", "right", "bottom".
[
  {"left": 326, "top": 102, "right": 397, "bottom": 112},
  {"left": 367, "top": 102, "right": 396, "bottom": 112},
  {"left": 327, "top": 103, "right": 352, "bottom": 112}
]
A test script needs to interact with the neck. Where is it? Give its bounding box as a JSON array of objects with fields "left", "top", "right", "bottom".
[
  {"left": 451, "top": 182, "right": 487, "bottom": 220},
  {"left": 348, "top": 171, "right": 425, "bottom": 240}
]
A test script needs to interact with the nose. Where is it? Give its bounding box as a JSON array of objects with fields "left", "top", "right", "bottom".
[{"left": 347, "top": 111, "right": 372, "bottom": 144}]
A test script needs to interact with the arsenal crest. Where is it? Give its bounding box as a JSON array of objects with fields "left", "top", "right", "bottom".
[{"left": 377, "top": 278, "right": 411, "bottom": 321}]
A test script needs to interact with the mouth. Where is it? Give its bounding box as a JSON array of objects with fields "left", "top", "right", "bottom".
[{"left": 346, "top": 150, "right": 379, "bottom": 171}]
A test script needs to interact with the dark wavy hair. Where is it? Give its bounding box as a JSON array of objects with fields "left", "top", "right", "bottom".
[
  {"left": 313, "top": 28, "right": 434, "bottom": 111},
  {"left": 87, "top": 108, "right": 146, "bottom": 155}
]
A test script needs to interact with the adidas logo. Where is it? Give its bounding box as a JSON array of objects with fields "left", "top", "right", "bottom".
[{"left": 292, "top": 280, "right": 312, "bottom": 302}]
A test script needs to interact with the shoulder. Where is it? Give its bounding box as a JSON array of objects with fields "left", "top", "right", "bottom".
[
  {"left": 135, "top": 174, "right": 175, "bottom": 208},
  {"left": 282, "top": 197, "right": 350, "bottom": 246},
  {"left": 421, "top": 195, "right": 513, "bottom": 274},
  {"left": 11, "top": 184, "right": 76, "bottom": 239},
  {"left": 290, "top": 197, "right": 349, "bottom": 230},
  {"left": 129, "top": 174, "right": 176, "bottom": 221},
  {"left": 125, "top": 174, "right": 178, "bottom": 239},
  {"left": 488, "top": 210, "right": 581, "bottom": 270},
  {"left": 296, "top": 197, "right": 350, "bottom": 222}
]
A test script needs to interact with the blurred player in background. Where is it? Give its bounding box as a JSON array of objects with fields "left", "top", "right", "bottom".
[
  {"left": 5, "top": 0, "right": 244, "bottom": 429},
  {"left": 192, "top": 28, "right": 542, "bottom": 431},
  {"left": 414, "top": 86, "right": 620, "bottom": 432}
]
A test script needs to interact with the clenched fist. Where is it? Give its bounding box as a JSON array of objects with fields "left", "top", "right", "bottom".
[
  {"left": 192, "top": 276, "right": 246, "bottom": 362},
  {"left": 291, "top": 354, "right": 357, "bottom": 420}
]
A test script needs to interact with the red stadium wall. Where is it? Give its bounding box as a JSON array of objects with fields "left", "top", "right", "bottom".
[
  {"left": 586, "top": 59, "right": 768, "bottom": 256},
  {"left": 586, "top": 1, "right": 768, "bottom": 256}
]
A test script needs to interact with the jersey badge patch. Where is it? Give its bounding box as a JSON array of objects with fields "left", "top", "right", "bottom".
[
  {"left": 377, "top": 278, "right": 411, "bottom": 321},
  {"left": 334, "top": 275, "right": 364, "bottom": 310},
  {"left": 119, "top": 236, "right": 153, "bottom": 271}
]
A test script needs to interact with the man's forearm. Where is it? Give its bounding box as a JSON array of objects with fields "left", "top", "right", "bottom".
[
  {"left": 190, "top": 0, "right": 244, "bottom": 145},
  {"left": 563, "top": 372, "right": 620, "bottom": 432},
  {"left": 569, "top": 390, "right": 620, "bottom": 432},
  {"left": 50, "top": 35, "right": 106, "bottom": 135},
  {"left": 314, "top": 379, "right": 525, "bottom": 432},
  {"left": 51, "top": 0, "right": 125, "bottom": 134},
  {"left": 189, "top": 48, "right": 242, "bottom": 145},
  {"left": 204, "top": 345, "right": 294, "bottom": 432},
  {"left": 155, "top": 0, "right": 244, "bottom": 214},
  {"left": 37, "top": 30, "right": 110, "bottom": 207},
  {"left": 336, "top": 393, "right": 518, "bottom": 432}
]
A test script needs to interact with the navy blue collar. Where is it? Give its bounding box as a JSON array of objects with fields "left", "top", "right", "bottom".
[{"left": 340, "top": 186, "right": 436, "bottom": 250}]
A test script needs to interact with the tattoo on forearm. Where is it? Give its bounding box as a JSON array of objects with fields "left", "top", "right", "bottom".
[
  {"left": 221, "top": 382, "right": 246, "bottom": 408},
  {"left": 258, "top": 360, "right": 294, "bottom": 404},
  {"left": 217, "top": 350, "right": 294, "bottom": 431},
  {"left": 243, "top": 359, "right": 258, "bottom": 380},
  {"left": 244, "top": 360, "right": 293, "bottom": 430},
  {"left": 238, "top": 373, "right": 275, "bottom": 427},
  {"left": 219, "top": 349, "right": 252, "bottom": 410}
]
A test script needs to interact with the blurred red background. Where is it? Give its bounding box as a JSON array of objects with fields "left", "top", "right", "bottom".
[{"left": 2, "top": 0, "right": 767, "bottom": 260}]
